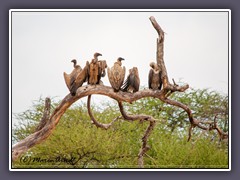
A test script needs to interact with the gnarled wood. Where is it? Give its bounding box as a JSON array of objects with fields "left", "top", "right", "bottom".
[
  {"left": 149, "top": 16, "right": 169, "bottom": 88},
  {"left": 11, "top": 85, "right": 162, "bottom": 161},
  {"left": 87, "top": 95, "right": 119, "bottom": 129},
  {"left": 12, "top": 84, "right": 226, "bottom": 164},
  {"left": 118, "top": 101, "right": 156, "bottom": 168},
  {"left": 35, "top": 97, "right": 51, "bottom": 132}
]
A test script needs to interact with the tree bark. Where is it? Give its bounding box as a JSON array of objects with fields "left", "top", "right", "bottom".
[
  {"left": 12, "top": 85, "right": 227, "bottom": 164},
  {"left": 34, "top": 97, "right": 51, "bottom": 132},
  {"left": 150, "top": 16, "right": 169, "bottom": 88},
  {"left": 11, "top": 86, "right": 161, "bottom": 161},
  {"left": 118, "top": 101, "right": 156, "bottom": 168}
]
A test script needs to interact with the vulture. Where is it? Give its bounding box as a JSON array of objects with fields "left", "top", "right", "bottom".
[
  {"left": 121, "top": 67, "right": 140, "bottom": 93},
  {"left": 88, "top": 52, "right": 102, "bottom": 85},
  {"left": 70, "top": 61, "right": 90, "bottom": 96},
  {"left": 63, "top": 59, "right": 82, "bottom": 91},
  {"left": 107, "top": 57, "right": 126, "bottom": 92},
  {"left": 148, "top": 62, "right": 162, "bottom": 90},
  {"left": 98, "top": 60, "right": 108, "bottom": 85},
  {"left": 98, "top": 60, "right": 108, "bottom": 77}
]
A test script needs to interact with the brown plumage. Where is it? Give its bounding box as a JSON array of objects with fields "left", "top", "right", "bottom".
[
  {"left": 121, "top": 67, "right": 140, "bottom": 93},
  {"left": 70, "top": 61, "right": 90, "bottom": 96},
  {"left": 63, "top": 59, "right": 82, "bottom": 91},
  {"left": 97, "top": 60, "right": 108, "bottom": 85},
  {"left": 148, "top": 62, "right": 162, "bottom": 90},
  {"left": 88, "top": 52, "right": 102, "bottom": 85},
  {"left": 98, "top": 60, "right": 108, "bottom": 77},
  {"left": 107, "top": 57, "right": 126, "bottom": 92}
]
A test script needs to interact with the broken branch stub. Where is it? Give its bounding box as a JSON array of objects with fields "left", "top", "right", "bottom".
[{"left": 35, "top": 97, "right": 51, "bottom": 132}]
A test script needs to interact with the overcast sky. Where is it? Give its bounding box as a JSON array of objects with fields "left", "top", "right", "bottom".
[{"left": 11, "top": 10, "right": 229, "bottom": 120}]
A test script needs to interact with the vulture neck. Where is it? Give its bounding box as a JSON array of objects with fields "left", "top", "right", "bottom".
[
  {"left": 73, "top": 62, "right": 77, "bottom": 68},
  {"left": 115, "top": 60, "right": 122, "bottom": 66},
  {"left": 92, "top": 55, "right": 100, "bottom": 64},
  {"left": 94, "top": 54, "right": 100, "bottom": 60}
]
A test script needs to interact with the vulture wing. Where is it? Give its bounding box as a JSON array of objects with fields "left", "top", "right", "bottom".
[
  {"left": 158, "top": 71, "right": 162, "bottom": 90},
  {"left": 121, "top": 74, "right": 130, "bottom": 92},
  {"left": 70, "top": 67, "right": 82, "bottom": 87},
  {"left": 63, "top": 72, "right": 71, "bottom": 90},
  {"left": 131, "top": 69, "right": 140, "bottom": 92},
  {"left": 148, "top": 69, "right": 154, "bottom": 89},
  {"left": 70, "top": 61, "right": 89, "bottom": 96},
  {"left": 119, "top": 66, "right": 126, "bottom": 89},
  {"left": 107, "top": 67, "right": 115, "bottom": 89},
  {"left": 99, "top": 60, "right": 107, "bottom": 77},
  {"left": 97, "top": 65, "right": 102, "bottom": 84}
]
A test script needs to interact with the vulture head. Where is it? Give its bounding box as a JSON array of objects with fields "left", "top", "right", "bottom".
[
  {"left": 92, "top": 52, "right": 102, "bottom": 63},
  {"left": 150, "top": 62, "right": 159, "bottom": 71},
  {"left": 71, "top": 59, "right": 77, "bottom": 67},
  {"left": 94, "top": 52, "right": 102, "bottom": 58},
  {"left": 117, "top": 57, "right": 125, "bottom": 61},
  {"left": 116, "top": 57, "right": 125, "bottom": 66}
]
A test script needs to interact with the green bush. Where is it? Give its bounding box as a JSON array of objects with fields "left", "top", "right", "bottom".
[{"left": 12, "top": 89, "right": 228, "bottom": 169}]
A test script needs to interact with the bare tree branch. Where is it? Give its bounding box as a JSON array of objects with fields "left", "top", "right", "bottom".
[
  {"left": 12, "top": 86, "right": 163, "bottom": 162},
  {"left": 150, "top": 15, "right": 169, "bottom": 90},
  {"left": 87, "top": 95, "right": 119, "bottom": 129},
  {"left": 118, "top": 101, "right": 156, "bottom": 167},
  {"left": 35, "top": 97, "right": 51, "bottom": 132}
]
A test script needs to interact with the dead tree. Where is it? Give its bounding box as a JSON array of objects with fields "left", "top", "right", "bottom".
[{"left": 11, "top": 17, "right": 228, "bottom": 168}]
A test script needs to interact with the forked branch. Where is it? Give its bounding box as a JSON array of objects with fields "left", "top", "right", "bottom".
[
  {"left": 87, "top": 95, "right": 119, "bottom": 129},
  {"left": 12, "top": 86, "right": 164, "bottom": 162},
  {"left": 118, "top": 101, "right": 156, "bottom": 168}
]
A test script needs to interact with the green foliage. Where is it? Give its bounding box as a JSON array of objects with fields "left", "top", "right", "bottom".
[{"left": 12, "top": 88, "right": 229, "bottom": 169}]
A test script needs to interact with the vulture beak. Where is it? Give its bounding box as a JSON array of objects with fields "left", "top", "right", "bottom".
[
  {"left": 118, "top": 57, "right": 124, "bottom": 61},
  {"left": 94, "top": 52, "right": 102, "bottom": 58}
]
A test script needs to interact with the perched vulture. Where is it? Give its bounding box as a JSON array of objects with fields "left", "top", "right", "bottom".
[
  {"left": 63, "top": 59, "right": 82, "bottom": 91},
  {"left": 98, "top": 60, "right": 108, "bottom": 78},
  {"left": 121, "top": 67, "right": 140, "bottom": 93},
  {"left": 107, "top": 57, "right": 126, "bottom": 92},
  {"left": 88, "top": 52, "right": 102, "bottom": 85},
  {"left": 70, "top": 61, "right": 90, "bottom": 96},
  {"left": 148, "top": 62, "right": 162, "bottom": 90}
]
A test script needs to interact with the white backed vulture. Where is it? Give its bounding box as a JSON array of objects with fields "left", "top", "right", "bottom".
[
  {"left": 107, "top": 57, "right": 126, "bottom": 92},
  {"left": 88, "top": 52, "right": 102, "bottom": 85},
  {"left": 70, "top": 61, "right": 90, "bottom": 96},
  {"left": 63, "top": 59, "right": 82, "bottom": 91},
  {"left": 148, "top": 62, "right": 162, "bottom": 90},
  {"left": 121, "top": 67, "right": 140, "bottom": 93},
  {"left": 98, "top": 60, "right": 108, "bottom": 78},
  {"left": 97, "top": 60, "right": 108, "bottom": 85}
]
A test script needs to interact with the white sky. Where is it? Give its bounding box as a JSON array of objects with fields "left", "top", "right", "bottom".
[{"left": 11, "top": 10, "right": 229, "bottom": 117}]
